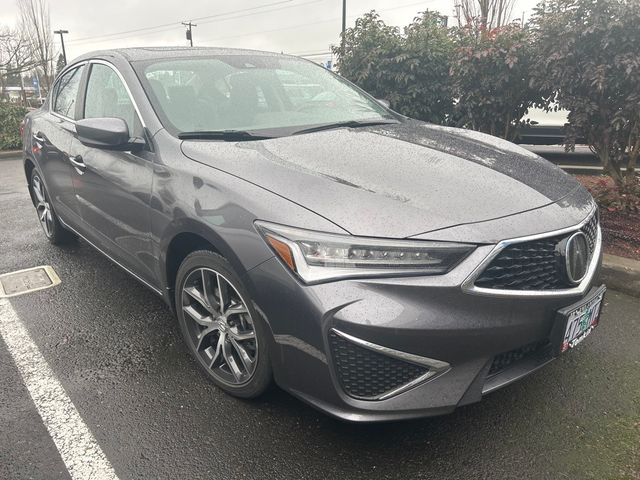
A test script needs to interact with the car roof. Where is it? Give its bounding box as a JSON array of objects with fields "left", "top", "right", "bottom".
[{"left": 72, "top": 46, "right": 288, "bottom": 64}]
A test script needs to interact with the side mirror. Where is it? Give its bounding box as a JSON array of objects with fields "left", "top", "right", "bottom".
[
  {"left": 76, "top": 117, "right": 144, "bottom": 151},
  {"left": 376, "top": 98, "right": 391, "bottom": 109}
]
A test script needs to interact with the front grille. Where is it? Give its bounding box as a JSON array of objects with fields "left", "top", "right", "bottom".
[
  {"left": 488, "top": 340, "right": 551, "bottom": 376},
  {"left": 582, "top": 210, "right": 598, "bottom": 252},
  {"left": 329, "top": 331, "right": 428, "bottom": 400},
  {"left": 475, "top": 211, "right": 598, "bottom": 291}
]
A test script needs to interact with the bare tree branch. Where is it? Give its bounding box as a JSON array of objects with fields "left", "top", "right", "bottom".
[
  {"left": 18, "top": 0, "right": 55, "bottom": 92},
  {"left": 459, "top": 0, "right": 516, "bottom": 29},
  {"left": 0, "top": 27, "right": 36, "bottom": 73}
]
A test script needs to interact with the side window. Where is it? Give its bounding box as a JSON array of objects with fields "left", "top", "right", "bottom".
[
  {"left": 84, "top": 63, "right": 143, "bottom": 136},
  {"left": 53, "top": 65, "right": 85, "bottom": 119}
]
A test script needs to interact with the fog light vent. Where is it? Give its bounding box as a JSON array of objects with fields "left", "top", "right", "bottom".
[
  {"left": 329, "top": 330, "right": 429, "bottom": 400},
  {"left": 488, "top": 340, "right": 551, "bottom": 376}
]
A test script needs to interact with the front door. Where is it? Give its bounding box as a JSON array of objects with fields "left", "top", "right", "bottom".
[
  {"left": 31, "top": 64, "right": 86, "bottom": 227},
  {"left": 69, "top": 61, "right": 156, "bottom": 285}
]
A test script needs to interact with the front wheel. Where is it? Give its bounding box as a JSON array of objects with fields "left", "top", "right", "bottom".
[
  {"left": 174, "top": 250, "right": 272, "bottom": 398},
  {"left": 30, "top": 169, "right": 76, "bottom": 245}
]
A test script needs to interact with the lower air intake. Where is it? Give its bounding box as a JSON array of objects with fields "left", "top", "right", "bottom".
[
  {"left": 488, "top": 340, "right": 551, "bottom": 376},
  {"left": 329, "top": 330, "right": 428, "bottom": 400}
]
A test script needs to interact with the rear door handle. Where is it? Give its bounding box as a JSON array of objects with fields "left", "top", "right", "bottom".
[
  {"left": 33, "top": 132, "right": 46, "bottom": 143},
  {"left": 69, "top": 154, "right": 86, "bottom": 173}
]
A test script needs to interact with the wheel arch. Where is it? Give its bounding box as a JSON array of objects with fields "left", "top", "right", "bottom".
[{"left": 160, "top": 217, "right": 265, "bottom": 310}]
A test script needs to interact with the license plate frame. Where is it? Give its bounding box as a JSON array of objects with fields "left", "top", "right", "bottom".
[{"left": 556, "top": 285, "right": 606, "bottom": 354}]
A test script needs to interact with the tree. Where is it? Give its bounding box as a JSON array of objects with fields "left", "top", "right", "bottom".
[
  {"left": 456, "top": 0, "right": 517, "bottom": 30},
  {"left": 55, "top": 53, "right": 65, "bottom": 77},
  {"left": 450, "top": 24, "right": 545, "bottom": 140},
  {"left": 532, "top": 0, "right": 640, "bottom": 187},
  {"left": 333, "top": 12, "right": 402, "bottom": 103},
  {"left": 0, "top": 26, "right": 36, "bottom": 104},
  {"left": 18, "top": 0, "right": 55, "bottom": 93},
  {"left": 334, "top": 11, "right": 454, "bottom": 124},
  {"left": 394, "top": 12, "right": 454, "bottom": 123}
]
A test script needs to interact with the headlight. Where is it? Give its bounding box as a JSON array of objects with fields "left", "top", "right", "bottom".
[{"left": 255, "top": 221, "right": 475, "bottom": 284}]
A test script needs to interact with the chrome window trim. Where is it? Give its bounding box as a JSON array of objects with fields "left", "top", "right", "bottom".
[
  {"left": 85, "top": 59, "right": 147, "bottom": 129},
  {"left": 50, "top": 61, "right": 88, "bottom": 123},
  {"left": 461, "top": 207, "right": 601, "bottom": 298},
  {"left": 331, "top": 329, "right": 450, "bottom": 401}
]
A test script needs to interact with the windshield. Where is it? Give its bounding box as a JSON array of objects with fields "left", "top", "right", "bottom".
[{"left": 134, "top": 54, "right": 396, "bottom": 136}]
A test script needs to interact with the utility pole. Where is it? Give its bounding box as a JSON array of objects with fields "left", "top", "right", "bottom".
[
  {"left": 54, "top": 29, "right": 69, "bottom": 65},
  {"left": 341, "top": 0, "right": 346, "bottom": 55},
  {"left": 182, "top": 21, "right": 197, "bottom": 47}
]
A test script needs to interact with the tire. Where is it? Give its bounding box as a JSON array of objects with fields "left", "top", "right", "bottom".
[
  {"left": 174, "top": 250, "right": 272, "bottom": 398},
  {"left": 30, "top": 168, "right": 76, "bottom": 245}
]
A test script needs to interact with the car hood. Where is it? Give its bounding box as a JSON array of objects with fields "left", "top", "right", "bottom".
[{"left": 181, "top": 121, "right": 584, "bottom": 239}]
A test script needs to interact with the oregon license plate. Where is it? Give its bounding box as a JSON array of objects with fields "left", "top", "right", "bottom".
[{"left": 559, "top": 286, "right": 606, "bottom": 353}]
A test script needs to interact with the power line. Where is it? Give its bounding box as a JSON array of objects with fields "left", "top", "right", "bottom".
[
  {"left": 181, "top": 0, "right": 322, "bottom": 27},
  {"left": 190, "top": 0, "right": 294, "bottom": 23},
  {"left": 66, "top": 0, "right": 306, "bottom": 45},
  {"left": 67, "top": 21, "right": 183, "bottom": 44},
  {"left": 66, "top": 0, "right": 433, "bottom": 51},
  {"left": 196, "top": 0, "right": 430, "bottom": 45},
  {"left": 68, "top": 26, "right": 183, "bottom": 46}
]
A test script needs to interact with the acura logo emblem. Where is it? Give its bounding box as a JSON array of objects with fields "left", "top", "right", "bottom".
[{"left": 564, "top": 232, "right": 589, "bottom": 284}]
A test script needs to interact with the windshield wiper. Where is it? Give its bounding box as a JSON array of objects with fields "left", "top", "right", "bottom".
[
  {"left": 291, "top": 119, "right": 399, "bottom": 136},
  {"left": 178, "top": 130, "right": 274, "bottom": 141}
]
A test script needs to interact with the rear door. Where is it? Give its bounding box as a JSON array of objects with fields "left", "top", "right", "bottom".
[
  {"left": 30, "top": 63, "right": 86, "bottom": 227},
  {"left": 69, "top": 60, "right": 156, "bottom": 285}
]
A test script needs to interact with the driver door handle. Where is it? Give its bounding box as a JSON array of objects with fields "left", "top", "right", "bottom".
[{"left": 69, "top": 154, "right": 86, "bottom": 173}]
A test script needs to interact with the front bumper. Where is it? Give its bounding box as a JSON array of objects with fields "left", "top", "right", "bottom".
[{"left": 244, "top": 241, "right": 603, "bottom": 423}]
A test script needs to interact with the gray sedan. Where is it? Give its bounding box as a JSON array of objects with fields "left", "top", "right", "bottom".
[{"left": 21, "top": 47, "right": 604, "bottom": 421}]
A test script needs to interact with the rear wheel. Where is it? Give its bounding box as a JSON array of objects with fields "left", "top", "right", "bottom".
[
  {"left": 30, "top": 169, "right": 75, "bottom": 245},
  {"left": 175, "top": 250, "right": 272, "bottom": 398}
]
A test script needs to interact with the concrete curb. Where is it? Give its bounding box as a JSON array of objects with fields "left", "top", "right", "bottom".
[
  {"left": 0, "top": 150, "right": 21, "bottom": 159},
  {"left": 601, "top": 254, "right": 640, "bottom": 298}
]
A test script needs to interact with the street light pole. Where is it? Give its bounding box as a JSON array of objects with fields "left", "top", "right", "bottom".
[
  {"left": 341, "top": 0, "right": 346, "bottom": 55},
  {"left": 53, "top": 29, "right": 69, "bottom": 65}
]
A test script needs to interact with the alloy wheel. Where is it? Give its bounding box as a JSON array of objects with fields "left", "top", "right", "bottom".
[
  {"left": 181, "top": 267, "right": 258, "bottom": 386},
  {"left": 32, "top": 174, "right": 54, "bottom": 237}
]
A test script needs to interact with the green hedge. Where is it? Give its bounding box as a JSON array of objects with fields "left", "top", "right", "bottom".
[{"left": 0, "top": 103, "right": 28, "bottom": 150}]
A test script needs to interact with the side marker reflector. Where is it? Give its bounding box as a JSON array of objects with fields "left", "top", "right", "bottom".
[{"left": 266, "top": 236, "right": 296, "bottom": 272}]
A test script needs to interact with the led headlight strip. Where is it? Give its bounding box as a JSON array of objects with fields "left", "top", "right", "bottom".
[{"left": 255, "top": 221, "right": 475, "bottom": 284}]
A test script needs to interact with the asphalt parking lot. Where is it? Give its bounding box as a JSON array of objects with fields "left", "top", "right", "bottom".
[{"left": 1, "top": 154, "right": 638, "bottom": 480}]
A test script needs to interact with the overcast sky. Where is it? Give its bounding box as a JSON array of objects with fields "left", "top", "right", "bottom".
[{"left": 0, "top": 0, "right": 539, "bottom": 63}]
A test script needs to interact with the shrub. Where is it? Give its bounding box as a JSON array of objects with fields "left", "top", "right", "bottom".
[
  {"left": 391, "top": 12, "right": 454, "bottom": 123},
  {"left": 450, "top": 24, "right": 546, "bottom": 141},
  {"left": 531, "top": 0, "right": 640, "bottom": 187},
  {"left": 583, "top": 177, "right": 640, "bottom": 213},
  {"left": 334, "top": 11, "right": 454, "bottom": 124},
  {"left": 0, "top": 102, "right": 27, "bottom": 150}
]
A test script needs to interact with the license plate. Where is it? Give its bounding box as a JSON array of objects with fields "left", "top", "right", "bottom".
[{"left": 559, "top": 286, "right": 606, "bottom": 353}]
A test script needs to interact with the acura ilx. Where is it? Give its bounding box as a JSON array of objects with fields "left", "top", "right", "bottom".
[{"left": 21, "top": 47, "right": 604, "bottom": 421}]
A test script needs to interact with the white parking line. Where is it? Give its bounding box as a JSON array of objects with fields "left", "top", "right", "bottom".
[{"left": 0, "top": 298, "right": 119, "bottom": 480}]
